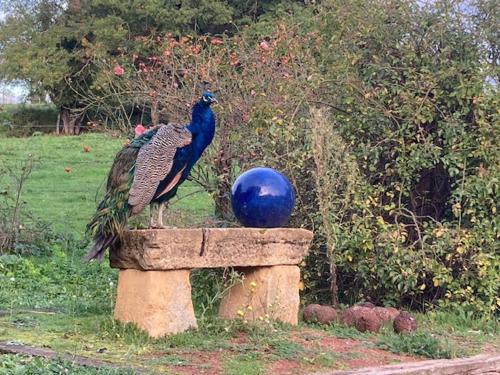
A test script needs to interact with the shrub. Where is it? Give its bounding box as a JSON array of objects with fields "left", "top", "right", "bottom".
[
  {"left": 312, "top": 0, "right": 499, "bottom": 314},
  {"left": 0, "top": 103, "right": 58, "bottom": 136},
  {"left": 0, "top": 156, "right": 57, "bottom": 255}
]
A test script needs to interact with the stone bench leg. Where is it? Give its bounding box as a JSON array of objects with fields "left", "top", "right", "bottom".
[
  {"left": 114, "top": 269, "right": 197, "bottom": 338},
  {"left": 218, "top": 265, "right": 300, "bottom": 325}
]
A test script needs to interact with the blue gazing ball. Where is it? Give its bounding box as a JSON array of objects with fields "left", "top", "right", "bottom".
[{"left": 231, "top": 167, "right": 295, "bottom": 228}]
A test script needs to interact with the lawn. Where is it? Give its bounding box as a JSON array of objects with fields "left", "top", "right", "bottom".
[
  {"left": 0, "top": 133, "right": 213, "bottom": 234},
  {"left": 0, "top": 134, "right": 498, "bottom": 374}
]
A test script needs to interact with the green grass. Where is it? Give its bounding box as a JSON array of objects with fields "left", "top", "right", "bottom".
[
  {"left": 224, "top": 353, "right": 266, "bottom": 375},
  {"left": 377, "top": 331, "right": 459, "bottom": 359},
  {"left": 0, "top": 249, "right": 117, "bottom": 313},
  {"left": 0, "top": 133, "right": 213, "bottom": 234},
  {"left": 0, "top": 354, "right": 136, "bottom": 375}
]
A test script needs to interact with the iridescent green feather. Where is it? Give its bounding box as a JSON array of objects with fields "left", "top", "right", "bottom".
[{"left": 84, "top": 129, "right": 158, "bottom": 261}]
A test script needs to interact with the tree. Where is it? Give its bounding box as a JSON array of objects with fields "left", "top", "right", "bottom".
[
  {"left": 0, "top": 0, "right": 303, "bottom": 134},
  {"left": 1, "top": 0, "right": 93, "bottom": 134}
]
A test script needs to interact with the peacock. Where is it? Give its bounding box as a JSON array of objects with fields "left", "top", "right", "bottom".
[{"left": 85, "top": 91, "right": 217, "bottom": 261}]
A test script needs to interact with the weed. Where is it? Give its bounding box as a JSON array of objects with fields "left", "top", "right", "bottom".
[
  {"left": 322, "top": 323, "right": 372, "bottom": 340},
  {"left": 269, "top": 339, "right": 304, "bottom": 360},
  {"left": 377, "top": 332, "right": 461, "bottom": 359},
  {"left": 303, "top": 352, "right": 338, "bottom": 367},
  {"left": 0, "top": 248, "right": 118, "bottom": 314},
  {"left": 97, "top": 318, "right": 151, "bottom": 347},
  {"left": 191, "top": 268, "right": 243, "bottom": 322},
  {"left": 224, "top": 353, "right": 266, "bottom": 375},
  {"left": 0, "top": 354, "right": 136, "bottom": 374},
  {"left": 421, "top": 310, "right": 498, "bottom": 335}
]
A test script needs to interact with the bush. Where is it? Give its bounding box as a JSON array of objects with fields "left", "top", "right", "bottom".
[
  {"left": 310, "top": 0, "right": 499, "bottom": 314},
  {"left": 0, "top": 156, "right": 59, "bottom": 255},
  {"left": 0, "top": 103, "right": 58, "bottom": 136},
  {"left": 243, "top": 0, "right": 499, "bottom": 315}
]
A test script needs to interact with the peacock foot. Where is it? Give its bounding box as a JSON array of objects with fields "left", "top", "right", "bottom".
[{"left": 149, "top": 224, "right": 177, "bottom": 230}]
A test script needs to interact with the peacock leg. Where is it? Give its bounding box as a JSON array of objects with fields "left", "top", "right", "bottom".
[
  {"left": 149, "top": 202, "right": 159, "bottom": 228},
  {"left": 149, "top": 202, "right": 170, "bottom": 229},
  {"left": 157, "top": 202, "right": 165, "bottom": 227}
]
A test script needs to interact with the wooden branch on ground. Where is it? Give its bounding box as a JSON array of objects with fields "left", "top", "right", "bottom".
[
  {"left": 0, "top": 342, "right": 149, "bottom": 374},
  {"left": 312, "top": 353, "right": 500, "bottom": 375}
]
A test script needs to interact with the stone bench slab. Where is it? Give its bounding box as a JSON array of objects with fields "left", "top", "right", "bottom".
[{"left": 110, "top": 228, "right": 313, "bottom": 270}]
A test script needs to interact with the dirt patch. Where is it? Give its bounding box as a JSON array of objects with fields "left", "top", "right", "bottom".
[
  {"left": 316, "top": 336, "right": 361, "bottom": 352},
  {"left": 343, "top": 348, "right": 417, "bottom": 368},
  {"left": 230, "top": 331, "right": 248, "bottom": 345},
  {"left": 148, "top": 351, "right": 223, "bottom": 375},
  {"left": 317, "top": 337, "right": 418, "bottom": 369},
  {"left": 266, "top": 359, "right": 310, "bottom": 375},
  {"left": 288, "top": 329, "right": 420, "bottom": 370}
]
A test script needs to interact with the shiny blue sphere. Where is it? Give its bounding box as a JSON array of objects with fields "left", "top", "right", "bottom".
[{"left": 231, "top": 167, "right": 295, "bottom": 228}]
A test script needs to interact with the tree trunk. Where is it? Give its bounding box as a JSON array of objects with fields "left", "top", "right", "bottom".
[
  {"left": 55, "top": 112, "right": 60, "bottom": 135},
  {"left": 213, "top": 143, "right": 234, "bottom": 220},
  {"left": 60, "top": 108, "right": 82, "bottom": 135},
  {"left": 214, "top": 177, "right": 233, "bottom": 220},
  {"left": 61, "top": 108, "right": 71, "bottom": 134}
]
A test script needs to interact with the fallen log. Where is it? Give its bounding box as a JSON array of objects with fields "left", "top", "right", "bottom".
[{"left": 313, "top": 353, "right": 500, "bottom": 375}]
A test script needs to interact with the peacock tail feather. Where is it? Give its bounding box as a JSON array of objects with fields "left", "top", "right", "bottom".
[{"left": 84, "top": 129, "right": 158, "bottom": 261}]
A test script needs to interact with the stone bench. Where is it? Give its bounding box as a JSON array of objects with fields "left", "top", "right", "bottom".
[{"left": 110, "top": 228, "right": 313, "bottom": 338}]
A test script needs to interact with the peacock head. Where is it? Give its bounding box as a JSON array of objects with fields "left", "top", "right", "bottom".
[{"left": 201, "top": 91, "right": 217, "bottom": 105}]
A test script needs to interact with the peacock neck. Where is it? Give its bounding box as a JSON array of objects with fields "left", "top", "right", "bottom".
[{"left": 187, "top": 102, "right": 215, "bottom": 147}]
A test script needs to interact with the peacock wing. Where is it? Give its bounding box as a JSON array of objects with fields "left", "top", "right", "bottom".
[
  {"left": 128, "top": 123, "right": 192, "bottom": 215},
  {"left": 105, "top": 147, "right": 138, "bottom": 192}
]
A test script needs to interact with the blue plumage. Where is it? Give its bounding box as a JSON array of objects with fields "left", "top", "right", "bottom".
[
  {"left": 153, "top": 95, "right": 216, "bottom": 203},
  {"left": 85, "top": 92, "right": 216, "bottom": 261}
]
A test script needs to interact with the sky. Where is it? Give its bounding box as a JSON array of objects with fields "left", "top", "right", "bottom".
[{"left": 0, "top": 7, "right": 30, "bottom": 103}]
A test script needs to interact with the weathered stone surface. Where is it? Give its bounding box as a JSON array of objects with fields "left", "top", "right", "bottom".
[
  {"left": 373, "top": 307, "right": 399, "bottom": 323},
  {"left": 340, "top": 306, "right": 365, "bottom": 327},
  {"left": 219, "top": 265, "right": 301, "bottom": 325},
  {"left": 303, "top": 304, "right": 338, "bottom": 325},
  {"left": 354, "top": 309, "right": 382, "bottom": 333},
  {"left": 357, "top": 302, "right": 376, "bottom": 308},
  {"left": 109, "top": 228, "right": 313, "bottom": 270},
  {"left": 394, "top": 311, "right": 418, "bottom": 334},
  {"left": 385, "top": 307, "right": 400, "bottom": 320},
  {"left": 114, "top": 269, "right": 197, "bottom": 338}
]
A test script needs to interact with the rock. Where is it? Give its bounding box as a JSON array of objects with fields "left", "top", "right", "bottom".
[
  {"left": 110, "top": 228, "right": 313, "bottom": 270},
  {"left": 315, "top": 306, "right": 337, "bottom": 325},
  {"left": 373, "top": 307, "right": 398, "bottom": 323},
  {"left": 341, "top": 306, "right": 383, "bottom": 333},
  {"left": 354, "top": 309, "right": 382, "bottom": 333},
  {"left": 394, "top": 311, "right": 418, "bottom": 333},
  {"left": 303, "top": 304, "right": 337, "bottom": 325},
  {"left": 303, "top": 304, "right": 321, "bottom": 322},
  {"left": 114, "top": 269, "right": 197, "bottom": 338},
  {"left": 219, "top": 265, "right": 301, "bottom": 325},
  {"left": 340, "top": 306, "right": 365, "bottom": 327},
  {"left": 385, "top": 307, "right": 400, "bottom": 320}
]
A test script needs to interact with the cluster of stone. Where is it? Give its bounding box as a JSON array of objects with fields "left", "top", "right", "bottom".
[{"left": 302, "top": 302, "right": 417, "bottom": 334}]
